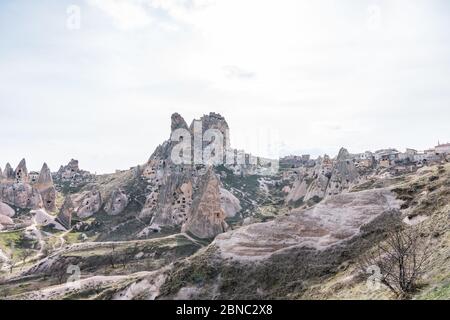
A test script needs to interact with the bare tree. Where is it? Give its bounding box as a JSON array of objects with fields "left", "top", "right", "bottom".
[
  {"left": 19, "top": 249, "right": 34, "bottom": 266},
  {"left": 359, "top": 225, "right": 433, "bottom": 299}
]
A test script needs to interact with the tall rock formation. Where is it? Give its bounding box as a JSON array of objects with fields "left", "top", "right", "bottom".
[
  {"left": 325, "top": 148, "right": 359, "bottom": 197},
  {"left": 138, "top": 113, "right": 240, "bottom": 239},
  {"left": 3, "top": 163, "right": 15, "bottom": 181},
  {"left": 304, "top": 156, "right": 333, "bottom": 202},
  {"left": 35, "top": 163, "right": 57, "bottom": 212},
  {"left": 220, "top": 188, "right": 242, "bottom": 218},
  {"left": 57, "top": 196, "right": 74, "bottom": 229},
  {"left": 171, "top": 112, "right": 188, "bottom": 132},
  {"left": 0, "top": 160, "right": 43, "bottom": 209},
  {"left": 285, "top": 168, "right": 310, "bottom": 204},
  {"left": 140, "top": 113, "right": 195, "bottom": 228},
  {"left": 104, "top": 188, "right": 128, "bottom": 216},
  {"left": 14, "top": 159, "right": 28, "bottom": 183},
  {"left": 189, "top": 112, "right": 231, "bottom": 153},
  {"left": 182, "top": 168, "right": 228, "bottom": 239},
  {"left": 54, "top": 159, "right": 93, "bottom": 189}
]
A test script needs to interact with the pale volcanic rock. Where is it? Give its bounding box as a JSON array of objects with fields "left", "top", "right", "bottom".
[
  {"left": 104, "top": 188, "right": 128, "bottom": 216},
  {"left": 58, "top": 159, "right": 80, "bottom": 179},
  {"left": 34, "top": 163, "right": 57, "bottom": 212},
  {"left": 285, "top": 178, "right": 308, "bottom": 204},
  {"left": 182, "top": 169, "right": 228, "bottom": 239},
  {"left": 3, "top": 163, "right": 15, "bottom": 181},
  {"left": 57, "top": 196, "right": 74, "bottom": 229},
  {"left": 14, "top": 158, "right": 29, "bottom": 183},
  {"left": 220, "top": 188, "right": 241, "bottom": 218},
  {"left": 214, "top": 188, "right": 402, "bottom": 261},
  {"left": 325, "top": 148, "right": 359, "bottom": 197},
  {"left": 146, "top": 171, "right": 194, "bottom": 227},
  {"left": 0, "top": 214, "right": 14, "bottom": 229},
  {"left": 73, "top": 189, "right": 102, "bottom": 219},
  {"left": 171, "top": 112, "right": 188, "bottom": 132},
  {"left": 0, "top": 201, "right": 15, "bottom": 217},
  {"left": 54, "top": 159, "right": 93, "bottom": 188},
  {"left": 189, "top": 112, "right": 231, "bottom": 151},
  {"left": 304, "top": 156, "right": 332, "bottom": 202},
  {"left": 0, "top": 182, "right": 43, "bottom": 209},
  {"left": 31, "top": 209, "right": 65, "bottom": 230}
]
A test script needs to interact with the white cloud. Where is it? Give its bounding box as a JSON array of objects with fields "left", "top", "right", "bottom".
[
  {"left": 86, "top": 0, "right": 152, "bottom": 30},
  {"left": 1, "top": 0, "right": 449, "bottom": 172}
]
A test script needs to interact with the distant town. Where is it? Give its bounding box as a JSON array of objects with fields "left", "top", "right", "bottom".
[{"left": 280, "top": 142, "right": 450, "bottom": 174}]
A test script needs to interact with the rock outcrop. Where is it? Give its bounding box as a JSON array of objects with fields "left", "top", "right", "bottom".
[
  {"left": 14, "top": 159, "right": 29, "bottom": 183},
  {"left": 0, "top": 182, "right": 43, "bottom": 209},
  {"left": 189, "top": 112, "right": 230, "bottom": 152},
  {"left": 0, "top": 214, "right": 14, "bottom": 230},
  {"left": 325, "top": 148, "right": 359, "bottom": 197},
  {"left": 57, "top": 196, "right": 74, "bottom": 229},
  {"left": 182, "top": 169, "right": 228, "bottom": 239},
  {"left": 161, "top": 188, "right": 403, "bottom": 299},
  {"left": 285, "top": 168, "right": 310, "bottom": 204},
  {"left": 58, "top": 159, "right": 80, "bottom": 179},
  {"left": 72, "top": 189, "right": 102, "bottom": 219},
  {"left": 0, "top": 201, "right": 15, "bottom": 217},
  {"left": 220, "top": 188, "right": 241, "bottom": 218},
  {"left": 304, "top": 156, "right": 333, "bottom": 202},
  {"left": 300, "top": 149, "right": 360, "bottom": 203},
  {"left": 104, "top": 188, "right": 128, "bottom": 215},
  {"left": 3, "top": 163, "right": 15, "bottom": 181},
  {"left": 53, "top": 159, "right": 93, "bottom": 190},
  {"left": 171, "top": 112, "right": 188, "bottom": 132},
  {"left": 34, "top": 163, "right": 57, "bottom": 212}
]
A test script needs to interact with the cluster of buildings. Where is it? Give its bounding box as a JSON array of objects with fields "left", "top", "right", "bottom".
[
  {"left": 280, "top": 142, "right": 450, "bottom": 175},
  {"left": 279, "top": 154, "right": 315, "bottom": 168},
  {"left": 352, "top": 142, "right": 450, "bottom": 172}
]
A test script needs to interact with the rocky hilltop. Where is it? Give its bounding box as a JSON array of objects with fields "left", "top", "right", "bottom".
[{"left": 0, "top": 113, "right": 449, "bottom": 301}]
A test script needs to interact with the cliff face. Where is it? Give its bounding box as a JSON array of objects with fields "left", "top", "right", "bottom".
[
  {"left": 104, "top": 188, "right": 128, "bottom": 216},
  {"left": 182, "top": 168, "right": 228, "bottom": 239},
  {"left": 34, "top": 163, "right": 57, "bottom": 212},
  {"left": 325, "top": 148, "right": 360, "bottom": 197},
  {"left": 138, "top": 113, "right": 235, "bottom": 239}
]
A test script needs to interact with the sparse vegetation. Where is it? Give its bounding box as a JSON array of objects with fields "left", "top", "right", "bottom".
[{"left": 359, "top": 226, "right": 433, "bottom": 299}]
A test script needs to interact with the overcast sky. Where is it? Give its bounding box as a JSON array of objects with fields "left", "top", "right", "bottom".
[{"left": 1, "top": 0, "right": 449, "bottom": 173}]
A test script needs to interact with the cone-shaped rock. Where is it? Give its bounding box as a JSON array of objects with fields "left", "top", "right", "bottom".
[
  {"left": 35, "top": 163, "right": 56, "bottom": 212},
  {"left": 57, "top": 196, "right": 74, "bottom": 229},
  {"left": 37, "top": 163, "right": 53, "bottom": 186},
  {"left": 171, "top": 112, "right": 188, "bottom": 132},
  {"left": 325, "top": 147, "right": 359, "bottom": 197},
  {"left": 4, "top": 163, "right": 15, "bottom": 181},
  {"left": 14, "top": 159, "right": 28, "bottom": 183},
  {"left": 182, "top": 167, "right": 228, "bottom": 239}
]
